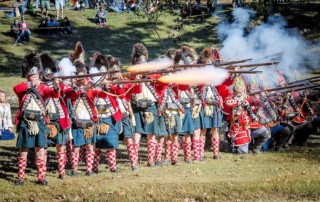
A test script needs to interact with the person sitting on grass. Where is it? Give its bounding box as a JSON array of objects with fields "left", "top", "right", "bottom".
[
  {"left": 19, "top": 17, "right": 31, "bottom": 42},
  {"left": 36, "top": 18, "right": 48, "bottom": 36},
  {"left": 11, "top": 19, "right": 23, "bottom": 46},
  {"left": 60, "top": 17, "right": 73, "bottom": 35},
  {"left": 95, "top": 6, "right": 107, "bottom": 27},
  {"left": 75, "top": 0, "right": 86, "bottom": 11},
  {"left": 0, "top": 90, "right": 15, "bottom": 141},
  {"left": 126, "top": 0, "right": 138, "bottom": 13},
  {"left": 47, "top": 16, "right": 60, "bottom": 37}
]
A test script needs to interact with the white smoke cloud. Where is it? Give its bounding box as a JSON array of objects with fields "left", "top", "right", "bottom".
[
  {"left": 55, "top": 57, "right": 76, "bottom": 85},
  {"left": 55, "top": 58, "right": 76, "bottom": 77},
  {"left": 89, "top": 67, "right": 101, "bottom": 84},
  {"left": 217, "top": 8, "right": 320, "bottom": 83},
  {"left": 159, "top": 66, "right": 229, "bottom": 86}
]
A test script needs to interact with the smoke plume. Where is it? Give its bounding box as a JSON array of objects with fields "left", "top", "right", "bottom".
[{"left": 217, "top": 8, "right": 320, "bottom": 83}]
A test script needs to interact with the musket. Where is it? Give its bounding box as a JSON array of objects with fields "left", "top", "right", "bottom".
[
  {"left": 171, "top": 64, "right": 207, "bottom": 68},
  {"left": 109, "top": 79, "right": 157, "bottom": 85},
  {"left": 52, "top": 69, "right": 125, "bottom": 80},
  {"left": 286, "top": 76, "right": 320, "bottom": 85},
  {"left": 229, "top": 70, "right": 263, "bottom": 74},
  {"left": 215, "top": 59, "right": 253, "bottom": 67},
  {"left": 267, "top": 84, "right": 320, "bottom": 96},
  {"left": 225, "top": 62, "right": 280, "bottom": 69},
  {"left": 120, "top": 69, "right": 263, "bottom": 79},
  {"left": 249, "top": 83, "right": 305, "bottom": 96},
  {"left": 170, "top": 59, "right": 253, "bottom": 68},
  {"left": 120, "top": 69, "right": 177, "bottom": 78}
]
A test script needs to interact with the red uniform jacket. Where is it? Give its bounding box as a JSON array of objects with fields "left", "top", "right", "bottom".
[
  {"left": 14, "top": 82, "right": 60, "bottom": 126},
  {"left": 65, "top": 87, "right": 123, "bottom": 123},
  {"left": 110, "top": 83, "right": 142, "bottom": 101}
]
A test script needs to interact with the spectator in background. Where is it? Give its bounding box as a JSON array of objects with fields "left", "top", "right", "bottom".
[
  {"left": 95, "top": 6, "right": 107, "bottom": 26},
  {"left": 17, "top": 0, "right": 26, "bottom": 16},
  {"left": 6, "top": 1, "right": 20, "bottom": 18},
  {"left": 84, "top": 0, "right": 89, "bottom": 8},
  {"left": 41, "top": 0, "right": 51, "bottom": 18},
  {"left": 60, "top": 17, "right": 73, "bottom": 35},
  {"left": 11, "top": 19, "right": 23, "bottom": 46},
  {"left": 192, "top": 0, "right": 202, "bottom": 15},
  {"left": 19, "top": 17, "right": 31, "bottom": 42},
  {"left": 126, "top": 0, "right": 138, "bottom": 13},
  {"left": 114, "top": 0, "right": 125, "bottom": 12},
  {"left": 35, "top": 0, "right": 39, "bottom": 9},
  {"left": 47, "top": 16, "right": 60, "bottom": 36},
  {"left": 55, "top": 0, "right": 65, "bottom": 19},
  {"left": 74, "top": 0, "right": 86, "bottom": 11},
  {"left": 36, "top": 18, "right": 48, "bottom": 36},
  {"left": 0, "top": 90, "right": 15, "bottom": 141}
]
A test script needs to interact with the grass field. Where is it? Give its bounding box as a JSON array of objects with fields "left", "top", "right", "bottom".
[
  {"left": 0, "top": 7, "right": 223, "bottom": 97},
  {"left": 1, "top": 5, "right": 320, "bottom": 202},
  {"left": 1, "top": 136, "right": 320, "bottom": 201}
]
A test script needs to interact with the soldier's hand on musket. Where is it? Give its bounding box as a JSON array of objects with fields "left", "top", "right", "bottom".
[{"left": 71, "top": 78, "right": 77, "bottom": 85}]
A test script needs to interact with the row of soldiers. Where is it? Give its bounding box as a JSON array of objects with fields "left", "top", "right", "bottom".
[{"left": 13, "top": 42, "right": 319, "bottom": 186}]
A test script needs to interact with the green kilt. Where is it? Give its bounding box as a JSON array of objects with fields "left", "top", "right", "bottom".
[
  {"left": 16, "top": 119, "right": 49, "bottom": 148},
  {"left": 132, "top": 103, "right": 160, "bottom": 135}
]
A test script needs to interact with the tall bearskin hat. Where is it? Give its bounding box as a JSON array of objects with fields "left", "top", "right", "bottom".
[
  {"left": 180, "top": 46, "right": 198, "bottom": 64},
  {"left": 70, "top": 41, "right": 85, "bottom": 64},
  {"left": 247, "top": 75, "right": 260, "bottom": 93},
  {"left": 173, "top": 50, "right": 183, "bottom": 65},
  {"left": 164, "top": 49, "right": 172, "bottom": 59},
  {"left": 40, "top": 53, "right": 58, "bottom": 80},
  {"left": 197, "top": 48, "right": 212, "bottom": 64},
  {"left": 89, "top": 52, "right": 109, "bottom": 72},
  {"left": 233, "top": 76, "right": 247, "bottom": 94},
  {"left": 211, "top": 48, "right": 221, "bottom": 64},
  {"left": 131, "top": 43, "right": 148, "bottom": 65},
  {"left": 106, "top": 55, "right": 121, "bottom": 71},
  {"left": 74, "top": 61, "right": 88, "bottom": 75},
  {"left": 21, "top": 52, "right": 41, "bottom": 78}
]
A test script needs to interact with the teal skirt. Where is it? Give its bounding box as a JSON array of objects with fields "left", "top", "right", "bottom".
[
  {"left": 16, "top": 119, "right": 49, "bottom": 148},
  {"left": 96, "top": 117, "right": 121, "bottom": 149}
]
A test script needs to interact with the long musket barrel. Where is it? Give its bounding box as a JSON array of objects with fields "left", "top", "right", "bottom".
[
  {"left": 215, "top": 59, "right": 253, "bottom": 67},
  {"left": 249, "top": 83, "right": 305, "bottom": 96},
  {"left": 286, "top": 76, "right": 320, "bottom": 85},
  {"left": 267, "top": 84, "right": 320, "bottom": 96},
  {"left": 122, "top": 69, "right": 263, "bottom": 78},
  {"left": 109, "top": 79, "right": 157, "bottom": 84},
  {"left": 229, "top": 70, "right": 263, "bottom": 74},
  {"left": 53, "top": 69, "right": 124, "bottom": 80},
  {"left": 226, "top": 61, "right": 280, "bottom": 69}
]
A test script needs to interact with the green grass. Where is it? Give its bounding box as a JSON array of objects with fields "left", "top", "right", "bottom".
[
  {"left": 1, "top": 137, "right": 320, "bottom": 201},
  {"left": 1, "top": 6, "right": 320, "bottom": 202},
  {"left": 0, "top": 8, "right": 222, "bottom": 97}
]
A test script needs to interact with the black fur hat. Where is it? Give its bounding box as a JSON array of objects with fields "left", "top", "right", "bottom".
[
  {"left": 173, "top": 50, "right": 183, "bottom": 64},
  {"left": 197, "top": 48, "right": 212, "bottom": 64},
  {"left": 71, "top": 41, "right": 85, "bottom": 64},
  {"left": 40, "top": 53, "right": 58, "bottom": 78},
  {"left": 106, "top": 55, "right": 121, "bottom": 71},
  {"left": 131, "top": 43, "right": 148, "bottom": 65},
  {"left": 74, "top": 61, "right": 88, "bottom": 75},
  {"left": 89, "top": 52, "right": 109, "bottom": 72},
  {"left": 21, "top": 52, "right": 40, "bottom": 78}
]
